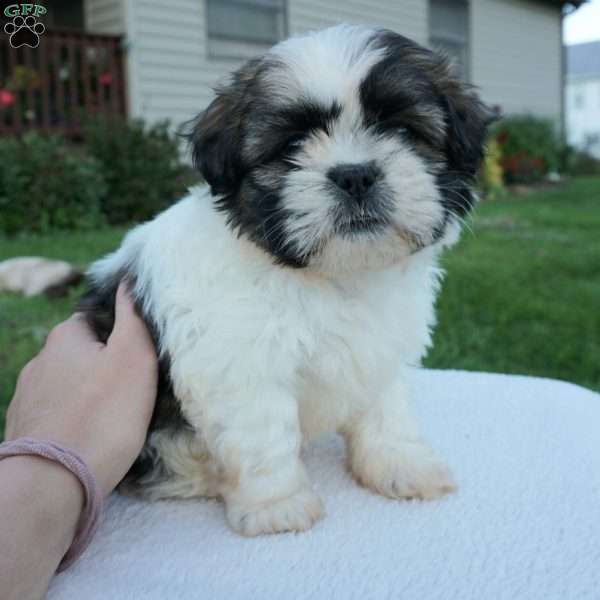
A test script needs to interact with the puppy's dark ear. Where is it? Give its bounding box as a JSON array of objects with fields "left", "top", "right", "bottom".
[
  {"left": 188, "top": 92, "right": 240, "bottom": 195},
  {"left": 436, "top": 62, "right": 496, "bottom": 177},
  {"left": 435, "top": 62, "right": 497, "bottom": 215},
  {"left": 187, "top": 59, "right": 261, "bottom": 195},
  {"left": 372, "top": 31, "right": 494, "bottom": 178}
]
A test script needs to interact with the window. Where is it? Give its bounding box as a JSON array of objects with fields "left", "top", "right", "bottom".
[
  {"left": 207, "top": 0, "right": 286, "bottom": 58},
  {"left": 574, "top": 93, "right": 585, "bottom": 109},
  {"left": 429, "top": 0, "right": 469, "bottom": 80},
  {"left": 584, "top": 133, "right": 599, "bottom": 149},
  {"left": 45, "top": 0, "right": 84, "bottom": 30}
]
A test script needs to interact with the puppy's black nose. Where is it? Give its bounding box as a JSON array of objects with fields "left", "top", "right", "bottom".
[{"left": 327, "top": 163, "right": 380, "bottom": 202}]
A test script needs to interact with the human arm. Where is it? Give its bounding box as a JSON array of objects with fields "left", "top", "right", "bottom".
[{"left": 0, "top": 283, "right": 157, "bottom": 600}]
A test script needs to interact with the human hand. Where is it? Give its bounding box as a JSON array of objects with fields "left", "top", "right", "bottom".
[{"left": 5, "top": 282, "right": 158, "bottom": 497}]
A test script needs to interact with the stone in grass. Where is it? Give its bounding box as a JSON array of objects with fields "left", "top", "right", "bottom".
[{"left": 0, "top": 257, "right": 82, "bottom": 298}]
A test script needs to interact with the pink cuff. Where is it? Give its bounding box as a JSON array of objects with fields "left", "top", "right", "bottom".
[{"left": 0, "top": 437, "right": 104, "bottom": 571}]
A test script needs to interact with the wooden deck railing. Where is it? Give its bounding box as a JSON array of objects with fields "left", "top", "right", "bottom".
[{"left": 0, "top": 29, "right": 126, "bottom": 136}]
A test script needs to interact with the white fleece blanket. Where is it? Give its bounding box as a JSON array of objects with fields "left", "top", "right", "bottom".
[{"left": 48, "top": 370, "right": 600, "bottom": 600}]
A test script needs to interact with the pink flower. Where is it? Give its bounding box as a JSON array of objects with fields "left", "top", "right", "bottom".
[
  {"left": 98, "top": 72, "right": 113, "bottom": 86},
  {"left": 0, "top": 89, "right": 15, "bottom": 107}
]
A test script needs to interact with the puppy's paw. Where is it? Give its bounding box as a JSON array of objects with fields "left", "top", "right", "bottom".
[
  {"left": 349, "top": 440, "right": 456, "bottom": 501},
  {"left": 226, "top": 487, "right": 324, "bottom": 536}
]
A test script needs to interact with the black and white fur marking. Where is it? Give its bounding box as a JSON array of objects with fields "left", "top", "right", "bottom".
[{"left": 80, "top": 25, "right": 492, "bottom": 536}]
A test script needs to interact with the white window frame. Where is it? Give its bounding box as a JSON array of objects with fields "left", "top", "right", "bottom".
[
  {"left": 429, "top": 0, "right": 470, "bottom": 81},
  {"left": 206, "top": 0, "right": 287, "bottom": 59}
]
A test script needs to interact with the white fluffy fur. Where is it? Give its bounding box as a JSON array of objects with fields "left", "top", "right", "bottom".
[
  {"left": 249, "top": 25, "right": 449, "bottom": 267},
  {"left": 264, "top": 25, "right": 386, "bottom": 106},
  {"left": 90, "top": 187, "right": 457, "bottom": 535},
  {"left": 89, "top": 25, "right": 467, "bottom": 536},
  {"left": 282, "top": 131, "right": 446, "bottom": 270}
]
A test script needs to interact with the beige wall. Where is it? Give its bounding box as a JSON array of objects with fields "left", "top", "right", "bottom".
[
  {"left": 83, "top": 0, "right": 562, "bottom": 131},
  {"left": 566, "top": 75, "right": 600, "bottom": 157},
  {"left": 84, "top": 0, "right": 427, "bottom": 132},
  {"left": 288, "top": 0, "right": 427, "bottom": 43},
  {"left": 470, "top": 0, "right": 562, "bottom": 120}
]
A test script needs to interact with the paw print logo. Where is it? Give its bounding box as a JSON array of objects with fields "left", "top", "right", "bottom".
[{"left": 4, "top": 15, "right": 45, "bottom": 48}]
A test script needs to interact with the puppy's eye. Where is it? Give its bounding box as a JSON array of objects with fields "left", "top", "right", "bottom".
[
  {"left": 375, "top": 115, "right": 431, "bottom": 147},
  {"left": 283, "top": 135, "right": 305, "bottom": 154}
]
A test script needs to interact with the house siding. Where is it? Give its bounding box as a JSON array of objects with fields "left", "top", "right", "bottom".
[
  {"left": 127, "top": 0, "right": 212, "bottom": 124},
  {"left": 288, "top": 0, "right": 427, "bottom": 44},
  {"left": 566, "top": 76, "right": 600, "bottom": 157},
  {"left": 94, "top": 0, "right": 427, "bottom": 131},
  {"left": 87, "top": 0, "right": 563, "bottom": 133},
  {"left": 470, "top": 0, "right": 562, "bottom": 120},
  {"left": 83, "top": 0, "right": 125, "bottom": 34}
]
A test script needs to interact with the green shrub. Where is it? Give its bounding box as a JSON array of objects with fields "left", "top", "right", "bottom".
[
  {"left": 0, "top": 133, "right": 106, "bottom": 234},
  {"left": 82, "top": 116, "right": 187, "bottom": 224},
  {"left": 562, "top": 146, "right": 600, "bottom": 176},
  {"left": 494, "top": 115, "right": 561, "bottom": 184}
]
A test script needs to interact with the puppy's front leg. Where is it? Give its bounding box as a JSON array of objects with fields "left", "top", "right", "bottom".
[
  {"left": 202, "top": 383, "right": 323, "bottom": 536},
  {"left": 344, "top": 375, "right": 456, "bottom": 500}
]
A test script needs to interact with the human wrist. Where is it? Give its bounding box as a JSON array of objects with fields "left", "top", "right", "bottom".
[
  {"left": 4, "top": 429, "right": 124, "bottom": 498},
  {"left": 0, "top": 455, "right": 86, "bottom": 600},
  {"left": 2, "top": 455, "right": 84, "bottom": 551},
  {"left": 0, "top": 437, "right": 106, "bottom": 572},
  {"left": 0, "top": 455, "right": 84, "bottom": 596}
]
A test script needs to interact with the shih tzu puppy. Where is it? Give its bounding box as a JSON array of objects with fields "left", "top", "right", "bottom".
[{"left": 80, "top": 25, "right": 491, "bottom": 536}]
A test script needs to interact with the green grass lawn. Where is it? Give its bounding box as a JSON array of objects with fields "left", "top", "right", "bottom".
[{"left": 1, "top": 177, "right": 599, "bottom": 434}]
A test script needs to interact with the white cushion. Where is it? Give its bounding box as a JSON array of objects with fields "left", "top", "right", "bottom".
[{"left": 48, "top": 370, "right": 600, "bottom": 600}]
